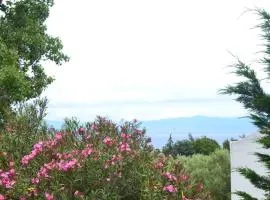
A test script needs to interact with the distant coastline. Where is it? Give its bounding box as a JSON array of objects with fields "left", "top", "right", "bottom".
[{"left": 46, "top": 116, "right": 257, "bottom": 148}]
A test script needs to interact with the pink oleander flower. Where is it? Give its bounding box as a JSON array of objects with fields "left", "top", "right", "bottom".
[
  {"left": 31, "top": 178, "right": 40, "bottom": 184},
  {"left": 121, "top": 133, "right": 131, "bottom": 139},
  {"left": 2, "top": 179, "right": 16, "bottom": 188},
  {"left": 8, "top": 168, "right": 15, "bottom": 176},
  {"left": 80, "top": 145, "right": 93, "bottom": 158},
  {"left": 33, "top": 142, "right": 43, "bottom": 152},
  {"left": 19, "top": 196, "right": 26, "bottom": 200},
  {"left": 119, "top": 142, "right": 131, "bottom": 152},
  {"left": 21, "top": 133, "right": 64, "bottom": 166},
  {"left": 103, "top": 136, "right": 113, "bottom": 146},
  {"left": 0, "top": 169, "right": 16, "bottom": 189},
  {"left": 0, "top": 194, "right": 5, "bottom": 200},
  {"left": 57, "top": 159, "right": 78, "bottom": 171},
  {"left": 21, "top": 142, "right": 43, "bottom": 166},
  {"left": 37, "top": 161, "right": 54, "bottom": 179},
  {"left": 55, "top": 132, "right": 63, "bottom": 141},
  {"left": 163, "top": 184, "right": 177, "bottom": 193},
  {"left": 45, "top": 192, "right": 55, "bottom": 200},
  {"left": 154, "top": 161, "right": 164, "bottom": 169},
  {"left": 163, "top": 172, "right": 177, "bottom": 181}
]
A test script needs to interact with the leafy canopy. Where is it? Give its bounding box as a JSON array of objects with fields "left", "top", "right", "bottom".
[
  {"left": 162, "top": 134, "right": 220, "bottom": 156},
  {"left": 0, "top": 0, "right": 68, "bottom": 124}
]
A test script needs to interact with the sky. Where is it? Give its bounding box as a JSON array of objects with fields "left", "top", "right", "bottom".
[{"left": 42, "top": 0, "right": 270, "bottom": 122}]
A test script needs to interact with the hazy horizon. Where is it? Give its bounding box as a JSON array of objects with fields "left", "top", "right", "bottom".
[
  {"left": 42, "top": 0, "right": 270, "bottom": 122},
  {"left": 46, "top": 115, "right": 257, "bottom": 148}
]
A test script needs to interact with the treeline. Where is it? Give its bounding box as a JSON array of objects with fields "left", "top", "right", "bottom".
[
  {"left": 160, "top": 135, "right": 231, "bottom": 200},
  {"left": 162, "top": 134, "right": 229, "bottom": 157}
]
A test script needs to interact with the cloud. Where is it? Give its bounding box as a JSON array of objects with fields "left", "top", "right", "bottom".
[{"left": 43, "top": 0, "right": 270, "bottom": 121}]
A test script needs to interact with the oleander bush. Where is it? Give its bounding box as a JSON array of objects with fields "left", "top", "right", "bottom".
[{"left": 0, "top": 113, "right": 209, "bottom": 199}]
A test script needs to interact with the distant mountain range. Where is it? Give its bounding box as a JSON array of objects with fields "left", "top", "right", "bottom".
[{"left": 46, "top": 116, "right": 257, "bottom": 148}]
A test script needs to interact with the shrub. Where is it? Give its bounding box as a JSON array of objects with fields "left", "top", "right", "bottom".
[
  {"left": 178, "top": 149, "right": 231, "bottom": 200},
  {"left": 0, "top": 116, "right": 208, "bottom": 199}
]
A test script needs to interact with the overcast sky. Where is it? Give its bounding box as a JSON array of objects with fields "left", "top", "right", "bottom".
[{"left": 43, "top": 0, "right": 270, "bottom": 121}]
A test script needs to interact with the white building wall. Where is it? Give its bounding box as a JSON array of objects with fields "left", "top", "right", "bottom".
[{"left": 230, "top": 133, "right": 270, "bottom": 200}]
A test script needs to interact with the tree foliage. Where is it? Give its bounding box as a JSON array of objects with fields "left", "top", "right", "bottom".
[
  {"left": 222, "top": 139, "right": 230, "bottom": 151},
  {"left": 0, "top": 0, "right": 68, "bottom": 125},
  {"left": 178, "top": 149, "right": 231, "bottom": 200},
  {"left": 162, "top": 135, "right": 220, "bottom": 156},
  {"left": 192, "top": 136, "right": 220, "bottom": 155},
  {"left": 220, "top": 8, "right": 270, "bottom": 200},
  {"left": 172, "top": 139, "right": 195, "bottom": 156},
  {"left": 162, "top": 134, "right": 174, "bottom": 155}
]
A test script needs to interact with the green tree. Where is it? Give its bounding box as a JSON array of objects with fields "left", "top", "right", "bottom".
[
  {"left": 192, "top": 136, "right": 220, "bottom": 155},
  {"left": 163, "top": 135, "right": 220, "bottom": 156},
  {"left": 0, "top": 0, "right": 68, "bottom": 125},
  {"left": 223, "top": 139, "right": 230, "bottom": 151},
  {"left": 221, "top": 9, "right": 270, "bottom": 200},
  {"left": 162, "top": 134, "right": 174, "bottom": 155},
  {"left": 172, "top": 139, "right": 194, "bottom": 156}
]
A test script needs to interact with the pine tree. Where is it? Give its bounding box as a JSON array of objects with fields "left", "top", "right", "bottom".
[
  {"left": 162, "top": 134, "right": 174, "bottom": 156},
  {"left": 221, "top": 9, "right": 270, "bottom": 200}
]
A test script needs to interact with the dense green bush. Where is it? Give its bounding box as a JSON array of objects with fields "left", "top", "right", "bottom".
[{"left": 177, "top": 149, "right": 231, "bottom": 200}]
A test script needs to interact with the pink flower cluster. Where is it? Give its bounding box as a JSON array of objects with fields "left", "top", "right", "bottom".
[
  {"left": 80, "top": 144, "right": 94, "bottom": 158},
  {"left": 163, "top": 172, "right": 177, "bottom": 182},
  {"left": 103, "top": 136, "right": 114, "bottom": 147},
  {"left": 21, "top": 133, "right": 64, "bottom": 166},
  {"left": 31, "top": 144, "right": 93, "bottom": 184},
  {"left": 0, "top": 161, "right": 16, "bottom": 189},
  {"left": 154, "top": 160, "right": 165, "bottom": 169},
  {"left": 119, "top": 142, "right": 131, "bottom": 152},
  {"left": 104, "top": 155, "right": 122, "bottom": 169},
  {"left": 120, "top": 133, "right": 131, "bottom": 139},
  {"left": 33, "top": 159, "right": 80, "bottom": 183},
  {"left": 21, "top": 142, "right": 43, "bottom": 165},
  {"left": 45, "top": 192, "right": 54, "bottom": 200},
  {"left": 163, "top": 184, "right": 177, "bottom": 193},
  {"left": 57, "top": 159, "right": 80, "bottom": 171}
]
